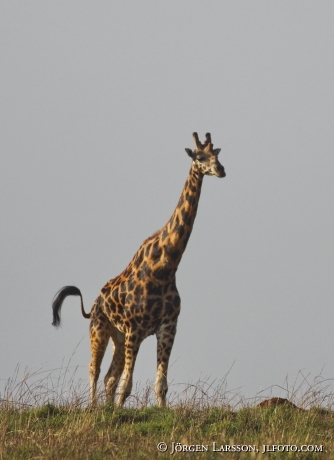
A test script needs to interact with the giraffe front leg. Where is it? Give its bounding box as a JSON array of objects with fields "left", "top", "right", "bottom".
[
  {"left": 104, "top": 329, "right": 125, "bottom": 404},
  {"left": 155, "top": 323, "right": 177, "bottom": 407},
  {"left": 116, "top": 332, "right": 141, "bottom": 407}
]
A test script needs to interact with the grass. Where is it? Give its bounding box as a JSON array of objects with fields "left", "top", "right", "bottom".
[{"left": 1, "top": 366, "right": 334, "bottom": 459}]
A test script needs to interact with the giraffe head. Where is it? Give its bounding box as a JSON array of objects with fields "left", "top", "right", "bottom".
[{"left": 185, "top": 132, "right": 226, "bottom": 178}]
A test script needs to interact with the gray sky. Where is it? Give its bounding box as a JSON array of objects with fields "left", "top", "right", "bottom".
[{"left": 1, "top": 1, "right": 334, "bottom": 403}]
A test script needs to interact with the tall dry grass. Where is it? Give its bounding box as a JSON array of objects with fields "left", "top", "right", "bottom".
[{"left": 1, "top": 363, "right": 334, "bottom": 459}]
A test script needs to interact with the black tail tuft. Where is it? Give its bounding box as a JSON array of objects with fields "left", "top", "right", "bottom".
[{"left": 52, "top": 286, "right": 82, "bottom": 328}]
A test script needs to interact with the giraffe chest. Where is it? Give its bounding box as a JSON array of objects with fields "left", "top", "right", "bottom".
[
  {"left": 130, "top": 236, "right": 183, "bottom": 283},
  {"left": 100, "top": 279, "right": 180, "bottom": 335}
]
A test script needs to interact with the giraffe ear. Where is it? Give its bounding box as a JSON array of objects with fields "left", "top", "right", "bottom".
[
  {"left": 213, "top": 148, "right": 221, "bottom": 156},
  {"left": 185, "top": 148, "right": 195, "bottom": 159}
]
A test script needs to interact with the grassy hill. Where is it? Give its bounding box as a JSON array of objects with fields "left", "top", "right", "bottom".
[{"left": 1, "top": 367, "right": 333, "bottom": 459}]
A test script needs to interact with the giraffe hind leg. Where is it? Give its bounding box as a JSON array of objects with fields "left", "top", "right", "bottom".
[
  {"left": 89, "top": 320, "right": 110, "bottom": 406},
  {"left": 104, "top": 328, "right": 125, "bottom": 404}
]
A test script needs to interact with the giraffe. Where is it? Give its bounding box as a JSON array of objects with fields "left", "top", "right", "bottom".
[{"left": 52, "top": 132, "right": 226, "bottom": 407}]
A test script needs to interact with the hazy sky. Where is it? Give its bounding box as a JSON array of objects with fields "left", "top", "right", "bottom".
[{"left": 1, "top": 1, "right": 334, "bottom": 404}]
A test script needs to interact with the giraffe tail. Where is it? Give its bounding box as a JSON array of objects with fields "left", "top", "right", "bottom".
[{"left": 52, "top": 286, "right": 90, "bottom": 328}]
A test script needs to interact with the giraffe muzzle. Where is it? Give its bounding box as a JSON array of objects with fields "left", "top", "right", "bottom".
[{"left": 216, "top": 164, "right": 226, "bottom": 178}]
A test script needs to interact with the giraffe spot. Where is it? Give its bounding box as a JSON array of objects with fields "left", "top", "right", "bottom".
[
  {"left": 164, "top": 302, "right": 174, "bottom": 316},
  {"left": 165, "top": 243, "right": 180, "bottom": 261},
  {"left": 152, "top": 305, "right": 162, "bottom": 319},
  {"left": 130, "top": 304, "right": 139, "bottom": 314},
  {"left": 134, "top": 295, "right": 143, "bottom": 307},
  {"left": 151, "top": 241, "right": 162, "bottom": 259},
  {"left": 133, "top": 249, "right": 144, "bottom": 269},
  {"left": 138, "top": 261, "right": 151, "bottom": 280},
  {"left": 112, "top": 290, "right": 119, "bottom": 303},
  {"left": 174, "top": 225, "right": 184, "bottom": 238},
  {"left": 181, "top": 209, "right": 192, "bottom": 226},
  {"left": 146, "top": 298, "right": 156, "bottom": 310},
  {"left": 127, "top": 276, "right": 135, "bottom": 292},
  {"left": 172, "top": 295, "right": 181, "bottom": 308},
  {"left": 161, "top": 228, "right": 168, "bottom": 241},
  {"left": 146, "top": 282, "right": 162, "bottom": 295},
  {"left": 130, "top": 318, "right": 137, "bottom": 328},
  {"left": 119, "top": 291, "right": 126, "bottom": 305},
  {"left": 153, "top": 267, "right": 171, "bottom": 280},
  {"left": 185, "top": 194, "right": 196, "bottom": 205},
  {"left": 134, "top": 285, "right": 144, "bottom": 297},
  {"left": 116, "top": 304, "right": 124, "bottom": 315},
  {"left": 101, "top": 285, "right": 111, "bottom": 296},
  {"left": 122, "top": 267, "right": 131, "bottom": 277},
  {"left": 107, "top": 297, "right": 116, "bottom": 308},
  {"left": 147, "top": 297, "right": 162, "bottom": 312},
  {"left": 125, "top": 293, "right": 133, "bottom": 304},
  {"left": 145, "top": 243, "right": 152, "bottom": 257},
  {"left": 139, "top": 328, "right": 149, "bottom": 338}
]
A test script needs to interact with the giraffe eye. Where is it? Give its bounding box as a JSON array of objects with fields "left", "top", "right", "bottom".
[{"left": 196, "top": 155, "right": 206, "bottom": 162}]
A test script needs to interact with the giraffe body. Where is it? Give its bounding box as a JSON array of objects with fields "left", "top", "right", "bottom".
[{"left": 52, "top": 132, "right": 225, "bottom": 407}]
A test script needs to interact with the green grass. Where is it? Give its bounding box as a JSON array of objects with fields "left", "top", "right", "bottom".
[
  {"left": 1, "top": 404, "right": 333, "bottom": 459},
  {"left": 1, "top": 367, "right": 334, "bottom": 459}
]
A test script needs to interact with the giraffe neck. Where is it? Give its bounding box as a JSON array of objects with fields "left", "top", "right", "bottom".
[
  {"left": 124, "top": 164, "right": 204, "bottom": 284},
  {"left": 159, "top": 164, "right": 204, "bottom": 271}
]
